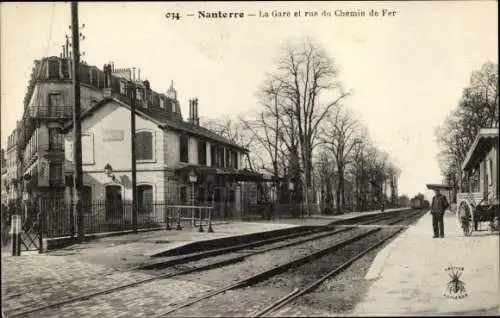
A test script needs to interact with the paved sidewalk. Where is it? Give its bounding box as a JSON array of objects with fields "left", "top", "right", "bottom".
[
  {"left": 310, "top": 207, "right": 410, "bottom": 220},
  {"left": 0, "top": 218, "right": 336, "bottom": 316},
  {"left": 353, "top": 211, "right": 500, "bottom": 316}
]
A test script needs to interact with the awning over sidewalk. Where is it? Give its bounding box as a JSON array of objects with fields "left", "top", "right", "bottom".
[
  {"left": 174, "top": 165, "right": 284, "bottom": 182},
  {"left": 426, "top": 183, "right": 455, "bottom": 190},
  {"left": 461, "top": 128, "right": 499, "bottom": 172}
]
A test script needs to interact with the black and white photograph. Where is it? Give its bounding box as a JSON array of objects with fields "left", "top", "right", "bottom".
[{"left": 1, "top": 1, "right": 498, "bottom": 317}]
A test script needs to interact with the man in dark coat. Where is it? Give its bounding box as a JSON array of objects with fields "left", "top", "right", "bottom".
[{"left": 431, "top": 188, "right": 449, "bottom": 238}]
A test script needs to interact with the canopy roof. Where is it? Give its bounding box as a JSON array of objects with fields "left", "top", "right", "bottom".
[
  {"left": 426, "top": 183, "right": 455, "bottom": 190},
  {"left": 462, "top": 128, "right": 499, "bottom": 172},
  {"left": 174, "top": 165, "right": 284, "bottom": 182}
]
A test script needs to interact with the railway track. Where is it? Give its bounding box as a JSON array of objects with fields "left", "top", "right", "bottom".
[
  {"left": 152, "top": 209, "right": 425, "bottom": 317},
  {"left": 7, "top": 208, "right": 424, "bottom": 318}
]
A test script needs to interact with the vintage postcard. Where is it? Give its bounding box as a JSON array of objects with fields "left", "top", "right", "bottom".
[{"left": 1, "top": 1, "right": 498, "bottom": 317}]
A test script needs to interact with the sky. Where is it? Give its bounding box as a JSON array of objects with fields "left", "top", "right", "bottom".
[{"left": 1, "top": 1, "right": 498, "bottom": 200}]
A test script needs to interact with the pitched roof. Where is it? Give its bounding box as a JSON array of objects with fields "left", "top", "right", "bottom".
[
  {"left": 62, "top": 97, "right": 249, "bottom": 152},
  {"left": 461, "top": 128, "right": 499, "bottom": 171}
]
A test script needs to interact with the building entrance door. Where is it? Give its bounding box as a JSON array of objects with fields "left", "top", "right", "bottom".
[{"left": 105, "top": 185, "right": 123, "bottom": 221}]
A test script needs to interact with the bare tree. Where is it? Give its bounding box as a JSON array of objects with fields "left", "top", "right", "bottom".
[
  {"left": 262, "top": 37, "right": 350, "bottom": 207},
  {"left": 320, "top": 106, "right": 361, "bottom": 214}
]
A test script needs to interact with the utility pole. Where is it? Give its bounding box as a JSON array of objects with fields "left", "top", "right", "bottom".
[
  {"left": 71, "top": 1, "right": 84, "bottom": 241},
  {"left": 129, "top": 83, "right": 138, "bottom": 232}
]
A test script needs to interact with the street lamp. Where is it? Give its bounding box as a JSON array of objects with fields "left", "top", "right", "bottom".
[
  {"left": 188, "top": 170, "right": 203, "bottom": 232},
  {"left": 104, "top": 163, "right": 119, "bottom": 183},
  {"left": 104, "top": 163, "right": 113, "bottom": 177}
]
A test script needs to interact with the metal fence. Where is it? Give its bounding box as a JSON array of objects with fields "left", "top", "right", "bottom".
[{"left": 38, "top": 199, "right": 215, "bottom": 238}]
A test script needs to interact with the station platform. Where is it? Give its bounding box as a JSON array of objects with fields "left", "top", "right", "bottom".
[
  {"left": 353, "top": 211, "right": 500, "bottom": 316},
  {"left": 1, "top": 207, "right": 409, "bottom": 269},
  {"left": 309, "top": 207, "right": 410, "bottom": 220}
]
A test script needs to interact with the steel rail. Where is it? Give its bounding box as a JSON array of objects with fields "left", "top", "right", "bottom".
[
  {"left": 252, "top": 210, "right": 426, "bottom": 317},
  {"left": 151, "top": 228, "right": 383, "bottom": 318},
  {"left": 8, "top": 209, "right": 423, "bottom": 317}
]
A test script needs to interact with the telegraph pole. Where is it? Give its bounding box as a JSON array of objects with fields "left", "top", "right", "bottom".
[
  {"left": 129, "top": 83, "right": 138, "bottom": 232},
  {"left": 71, "top": 1, "right": 84, "bottom": 241}
]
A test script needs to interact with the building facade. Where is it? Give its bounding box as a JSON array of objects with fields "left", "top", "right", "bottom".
[
  {"left": 15, "top": 56, "right": 183, "bottom": 199},
  {"left": 456, "top": 128, "right": 499, "bottom": 220},
  {"left": 13, "top": 55, "right": 270, "bottom": 225}
]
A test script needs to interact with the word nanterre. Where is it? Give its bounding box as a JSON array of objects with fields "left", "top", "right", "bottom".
[{"left": 198, "top": 11, "right": 245, "bottom": 18}]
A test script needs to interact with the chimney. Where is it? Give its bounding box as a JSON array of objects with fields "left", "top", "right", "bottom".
[
  {"left": 194, "top": 98, "right": 199, "bottom": 126},
  {"left": 132, "top": 68, "right": 136, "bottom": 81},
  {"left": 138, "top": 68, "right": 141, "bottom": 81},
  {"left": 188, "top": 99, "right": 193, "bottom": 123}
]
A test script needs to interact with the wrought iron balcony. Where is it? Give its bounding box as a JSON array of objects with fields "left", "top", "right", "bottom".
[
  {"left": 27, "top": 106, "right": 73, "bottom": 119},
  {"left": 49, "top": 177, "right": 65, "bottom": 187}
]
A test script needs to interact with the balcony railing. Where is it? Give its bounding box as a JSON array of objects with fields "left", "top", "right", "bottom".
[
  {"left": 27, "top": 106, "right": 73, "bottom": 119},
  {"left": 49, "top": 177, "right": 65, "bottom": 187}
]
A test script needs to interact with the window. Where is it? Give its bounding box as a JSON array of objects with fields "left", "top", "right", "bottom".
[
  {"left": 137, "top": 185, "right": 153, "bottom": 214},
  {"left": 159, "top": 97, "right": 165, "bottom": 109},
  {"left": 469, "top": 167, "right": 480, "bottom": 192},
  {"left": 61, "top": 60, "right": 70, "bottom": 78},
  {"left": 120, "top": 81, "right": 126, "bottom": 95},
  {"left": 49, "top": 163, "right": 63, "bottom": 187},
  {"left": 136, "top": 131, "right": 154, "bottom": 161},
  {"left": 219, "top": 147, "right": 225, "bottom": 168},
  {"left": 48, "top": 59, "right": 60, "bottom": 79},
  {"left": 211, "top": 144, "right": 217, "bottom": 167},
  {"left": 98, "top": 71, "right": 106, "bottom": 88},
  {"left": 198, "top": 140, "right": 207, "bottom": 165},
  {"left": 166, "top": 100, "right": 173, "bottom": 112},
  {"left": 49, "top": 129, "right": 64, "bottom": 151},
  {"left": 232, "top": 151, "right": 238, "bottom": 169},
  {"left": 226, "top": 149, "right": 231, "bottom": 168},
  {"left": 105, "top": 185, "right": 123, "bottom": 221},
  {"left": 48, "top": 93, "right": 62, "bottom": 107},
  {"left": 136, "top": 88, "right": 143, "bottom": 101},
  {"left": 179, "top": 134, "right": 189, "bottom": 163},
  {"left": 80, "top": 64, "right": 90, "bottom": 84},
  {"left": 488, "top": 159, "right": 493, "bottom": 186},
  {"left": 91, "top": 69, "right": 98, "bottom": 86}
]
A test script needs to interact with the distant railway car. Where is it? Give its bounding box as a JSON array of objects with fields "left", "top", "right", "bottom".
[{"left": 410, "top": 198, "right": 423, "bottom": 209}]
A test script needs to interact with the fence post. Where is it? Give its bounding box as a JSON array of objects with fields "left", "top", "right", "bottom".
[
  {"left": 11, "top": 214, "right": 21, "bottom": 256},
  {"left": 38, "top": 198, "right": 43, "bottom": 253},
  {"left": 198, "top": 207, "right": 204, "bottom": 232},
  {"left": 176, "top": 208, "right": 182, "bottom": 230},
  {"left": 207, "top": 208, "right": 214, "bottom": 233},
  {"left": 165, "top": 206, "right": 171, "bottom": 230}
]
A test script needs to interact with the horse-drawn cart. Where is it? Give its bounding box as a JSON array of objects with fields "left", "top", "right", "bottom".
[
  {"left": 457, "top": 195, "right": 499, "bottom": 236},
  {"left": 455, "top": 128, "right": 499, "bottom": 236}
]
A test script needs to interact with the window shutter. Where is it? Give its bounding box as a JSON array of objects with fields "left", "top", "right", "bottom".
[{"left": 136, "top": 131, "right": 153, "bottom": 161}]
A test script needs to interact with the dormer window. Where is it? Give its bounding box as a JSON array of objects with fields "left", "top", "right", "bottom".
[
  {"left": 48, "top": 59, "right": 60, "bottom": 79},
  {"left": 159, "top": 97, "right": 165, "bottom": 109},
  {"left": 120, "top": 81, "right": 126, "bottom": 95}
]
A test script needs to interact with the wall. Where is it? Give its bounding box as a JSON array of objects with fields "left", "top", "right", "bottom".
[
  {"left": 28, "top": 82, "right": 104, "bottom": 112},
  {"left": 485, "top": 143, "right": 498, "bottom": 203},
  {"left": 64, "top": 100, "right": 168, "bottom": 201}
]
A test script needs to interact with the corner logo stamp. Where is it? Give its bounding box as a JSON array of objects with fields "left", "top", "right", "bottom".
[{"left": 444, "top": 266, "right": 467, "bottom": 299}]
